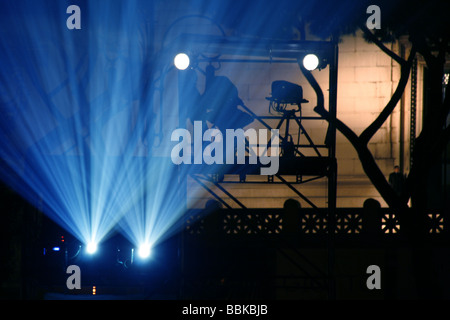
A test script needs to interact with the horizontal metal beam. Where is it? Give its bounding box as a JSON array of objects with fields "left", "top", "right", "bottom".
[{"left": 169, "top": 34, "right": 335, "bottom": 59}]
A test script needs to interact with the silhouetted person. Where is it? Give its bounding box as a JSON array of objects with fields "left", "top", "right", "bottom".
[
  {"left": 283, "top": 198, "right": 301, "bottom": 234},
  {"left": 178, "top": 69, "right": 204, "bottom": 128},
  {"left": 284, "top": 198, "right": 301, "bottom": 211},
  {"left": 201, "top": 76, "right": 253, "bottom": 130},
  {"left": 203, "top": 199, "right": 223, "bottom": 238},
  {"left": 362, "top": 198, "right": 381, "bottom": 237},
  {"left": 388, "top": 165, "right": 405, "bottom": 196},
  {"left": 201, "top": 76, "right": 254, "bottom": 177}
]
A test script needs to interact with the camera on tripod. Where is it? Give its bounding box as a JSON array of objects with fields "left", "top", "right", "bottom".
[
  {"left": 265, "top": 81, "right": 311, "bottom": 158},
  {"left": 265, "top": 80, "right": 309, "bottom": 114}
]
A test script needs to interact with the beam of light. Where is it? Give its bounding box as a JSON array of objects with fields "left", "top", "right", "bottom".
[
  {"left": 116, "top": 152, "right": 203, "bottom": 255},
  {"left": 0, "top": 0, "right": 228, "bottom": 255},
  {"left": 0, "top": 0, "right": 155, "bottom": 248},
  {"left": 0, "top": 0, "right": 291, "bottom": 258}
]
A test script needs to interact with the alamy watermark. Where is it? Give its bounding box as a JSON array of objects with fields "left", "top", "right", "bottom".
[
  {"left": 66, "top": 264, "right": 81, "bottom": 290},
  {"left": 366, "top": 265, "right": 381, "bottom": 290},
  {"left": 171, "top": 121, "right": 280, "bottom": 175},
  {"left": 66, "top": 5, "right": 81, "bottom": 30},
  {"left": 66, "top": 4, "right": 381, "bottom": 31},
  {"left": 366, "top": 5, "right": 381, "bottom": 30}
]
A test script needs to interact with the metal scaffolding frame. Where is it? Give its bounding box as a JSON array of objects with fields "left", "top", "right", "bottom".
[{"left": 173, "top": 35, "right": 338, "bottom": 298}]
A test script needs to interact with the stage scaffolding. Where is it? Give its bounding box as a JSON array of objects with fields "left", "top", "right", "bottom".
[{"left": 172, "top": 35, "right": 339, "bottom": 299}]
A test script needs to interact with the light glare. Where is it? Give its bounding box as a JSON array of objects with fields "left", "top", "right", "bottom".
[
  {"left": 174, "top": 53, "right": 190, "bottom": 70},
  {"left": 86, "top": 242, "right": 98, "bottom": 255},
  {"left": 138, "top": 243, "right": 151, "bottom": 259},
  {"left": 303, "top": 54, "right": 319, "bottom": 71}
]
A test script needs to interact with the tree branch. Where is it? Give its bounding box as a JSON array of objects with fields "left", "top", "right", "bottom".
[
  {"left": 298, "top": 62, "right": 324, "bottom": 109},
  {"left": 300, "top": 54, "right": 409, "bottom": 209},
  {"left": 359, "top": 24, "right": 405, "bottom": 66},
  {"left": 314, "top": 104, "right": 405, "bottom": 209},
  {"left": 412, "top": 32, "right": 437, "bottom": 68},
  {"left": 359, "top": 46, "right": 416, "bottom": 145}
]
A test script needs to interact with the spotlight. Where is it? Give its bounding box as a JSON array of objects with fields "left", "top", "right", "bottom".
[
  {"left": 86, "top": 242, "right": 98, "bottom": 255},
  {"left": 303, "top": 54, "right": 319, "bottom": 71},
  {"left": 52, "top": 246, "right": 61, "bottom": 252},
  {"left": 138, "top": 243, "right": 151, "bottom": 259},
  {"left": 174, "top": 53, "right": 190, "bottom": 70}
]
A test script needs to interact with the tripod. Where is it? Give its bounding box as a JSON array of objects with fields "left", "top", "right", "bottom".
[{"left": 274, "top": 107, "right": 322, "bottom": 158}]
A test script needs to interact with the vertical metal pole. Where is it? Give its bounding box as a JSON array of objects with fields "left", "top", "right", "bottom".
[
  {"left": 410, "top": 58, "right": 417, "bottom": 169},
  {"left": 177, "top": 71, "right": 187, "bottom": 299},
  {"left": 399, "top": 45, "right": 406, "bottom": 173},
  {"left": 327, "top": 41, "right": 338, "bottom": 300}
]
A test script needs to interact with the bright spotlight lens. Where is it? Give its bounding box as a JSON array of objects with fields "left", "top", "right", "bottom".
[
  {"left": 138, "top": 243, "right": 151, "bottom": 259},
  {"left": 174, "top": 53, "right": 190, "bottom": 70},
  {"left": 303, "top": 54, "right": 319, "bottom": 71},
  {"left": 86, "top": 242, "right": 98, "bottom": 255}
]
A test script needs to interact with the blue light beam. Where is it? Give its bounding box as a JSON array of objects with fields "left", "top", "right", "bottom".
[
  {"left": 0, "top": 0, "right": 156, "bottom": 248},
  {"left": 0, "top": 0, "right": 286, "bottom": 256}
]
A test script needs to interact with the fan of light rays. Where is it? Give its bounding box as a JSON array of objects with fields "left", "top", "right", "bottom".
[{"left": 0, "top": 0, "right": 286, "bottom": 256}]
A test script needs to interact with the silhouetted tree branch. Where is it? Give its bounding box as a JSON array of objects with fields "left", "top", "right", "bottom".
[
  {"left": 359, "top": 24, "right": 405, "bottom": 66},
  {"left": 300, "top": 43, "right": 415, "bottom": 210},
  {"left": 359, "top": 45, "right": 416, "bottom": 145}
]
